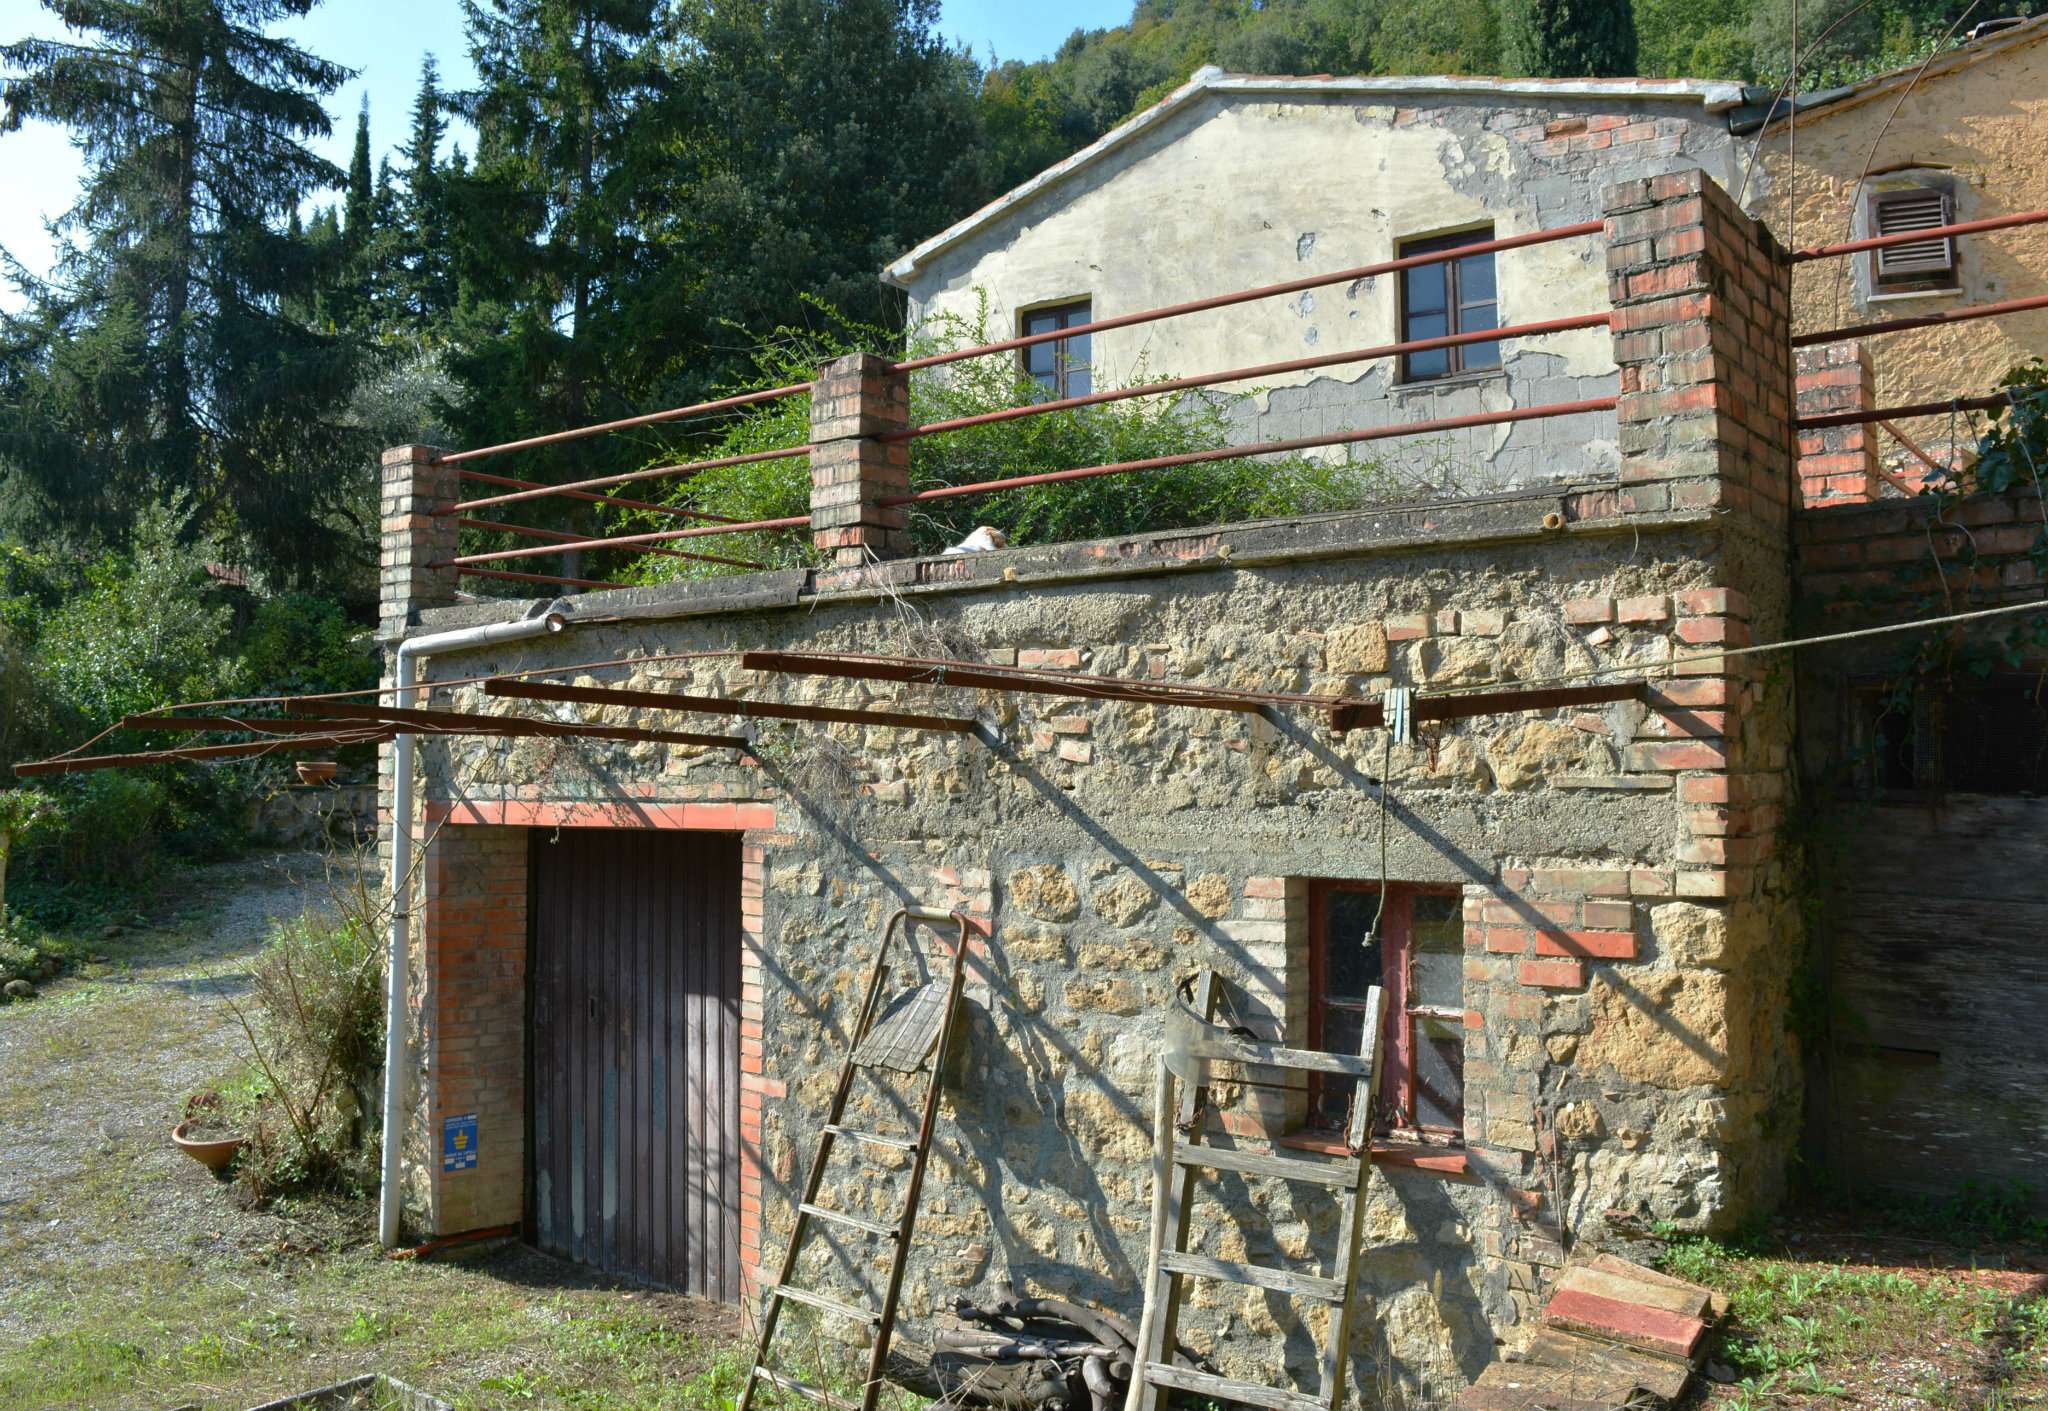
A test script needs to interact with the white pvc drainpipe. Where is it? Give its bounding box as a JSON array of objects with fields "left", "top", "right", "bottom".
[{"left": 380, "top": 601, "right": 570, "bottom": 1249}]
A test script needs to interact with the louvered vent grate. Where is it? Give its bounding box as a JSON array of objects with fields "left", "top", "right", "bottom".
[{"left": 1873, "top": 190, "right": 1956, "bottom": 282}]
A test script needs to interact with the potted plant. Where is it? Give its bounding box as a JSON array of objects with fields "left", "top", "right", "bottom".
[
  {"left": 296, "top": 760, "right": 339, "bottom": 786},
  {"left": 172, "top": 1090, "right": 244, "bottom": 1172}
]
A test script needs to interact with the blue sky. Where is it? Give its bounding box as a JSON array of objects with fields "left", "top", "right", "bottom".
[{"left": 0, "top": 0, "right": 1122, "bottom": 303}]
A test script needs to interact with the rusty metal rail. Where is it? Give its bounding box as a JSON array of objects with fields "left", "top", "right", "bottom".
[
  {"left": 457, "top": 517, "right": 765, "bottom": 571},
  {"left": 1790, "top": 208, "right": 2048, "bottom": 263},
  {"left": 884, "top": 313, "right": 1612, "bottom": 443},
  {"left": 879, "top": 397, "right": 1617, "bottom": 508},
  {"left": 439, "top": 513, "right": 810, "bottom": 573},
  {"left": 436, "top": 382, "right": 813, "bottom": 465},
  {"left": 894, "top": 220, "right": 1605, "bottom": 372},
  {"left": 1796, "top": 392, "right": 2012, "bottom": 431},
  {"left": 439, "top": 443, "right": 813, "bottom": 517},
  {"left": 452, "top": 466, "right": 740, "bottom": 524},
  {"left": 1791, "top": 292, "right": 2048, "bottom": 348}
]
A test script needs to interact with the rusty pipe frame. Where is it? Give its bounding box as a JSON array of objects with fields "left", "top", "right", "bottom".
[
  {"left": 457, "top": 517, "right": 766, "bottom": 570},
  {"left": 436, "top": 382, "right": 812, "bottom": 465},
  {"left": 440, "top": 443, "right": 813, "bottom": 517},
  {"left": 442, "top": 513, "right": 809, "bottom": 571},
  {"left": 883, "top": 313, "right": 1613, "bottom": 443},
  {"left": 1790, "top": 292, "right": 2048, "bottom": 347},
  {"left": 1795, "top": 392, "right": 2012, "bottom": 431},
  {"left": 456, "top": 565, "right": 629, "bottom": 591},
  {"left": 452, "top": 466, "right": 741, "bottom": 524},
  {"left": 878, "top": 397, "right": 1620, "bottom": 507},
  {"left": 894, "top": 221, "right": 1605, "bottom": 372},
  {"left": 1790, "top": 208, "right": 2048, "bottom": 263}
]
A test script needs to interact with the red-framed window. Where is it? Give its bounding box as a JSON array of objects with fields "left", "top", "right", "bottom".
[{"left": 1308, "top": 881, "right": 1466, "bottom": 1142}]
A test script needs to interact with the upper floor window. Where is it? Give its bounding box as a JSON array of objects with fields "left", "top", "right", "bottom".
[
  {"left": 1867, "top": 187, "right": 1960, "bottom": 294},
  {"left": 1399, "top": 230, "right": 1500, "bottom": 381},
  {"left": 1021, "top": 300, "right": 1092, "bottom": 399},
  {"left": 1309, "top": 881, "right": 1465, "bottom": 1142}
]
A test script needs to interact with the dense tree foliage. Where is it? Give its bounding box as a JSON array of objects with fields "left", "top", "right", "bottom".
[
  {"left": 1499, "top": 0, "right": 1640, "bottom": 75},
  {"left": 0, "top": 0, "right": 365, "bottom": 586}
]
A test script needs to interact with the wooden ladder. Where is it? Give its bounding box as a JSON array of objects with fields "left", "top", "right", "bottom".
[
  {"left": 1127, "top": 971, "right": 1388, "bottom": 1411},
  {"left": 740, "top": 907, "right": 972, "bottom": 1411}
]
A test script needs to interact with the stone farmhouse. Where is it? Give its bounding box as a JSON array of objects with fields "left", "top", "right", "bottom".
[{"left": 339, "top": 60, "right": 2044, "bottom": 1411}]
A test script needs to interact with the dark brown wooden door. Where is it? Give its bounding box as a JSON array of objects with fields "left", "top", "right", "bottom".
[{"left": 528, "top": 827, "right": 742, "bottom": 1300}]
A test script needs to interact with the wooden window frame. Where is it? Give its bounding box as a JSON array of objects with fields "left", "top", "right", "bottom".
[
  {"left": 1306, "top": 880, "right": 1465, "bottom": 1146},
  {"left": 1019, "top": 298, "right": 1093, "bottom": 399},
  {"left": 1397, "top": 228, "right": 1501, "bottom": 383}
]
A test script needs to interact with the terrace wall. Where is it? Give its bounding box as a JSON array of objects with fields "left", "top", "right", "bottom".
[{"left": 377, "top": 169, "right": 1805, "bottom": 1399}]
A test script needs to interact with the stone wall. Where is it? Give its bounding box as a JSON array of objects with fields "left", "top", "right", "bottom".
[{"left": 378, "top": 170, "right": 1805, "bottom": 1401}]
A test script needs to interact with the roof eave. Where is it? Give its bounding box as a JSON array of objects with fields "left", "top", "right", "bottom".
[{"left": 880, "top": 68, "right": 1747, "bottom": 291}]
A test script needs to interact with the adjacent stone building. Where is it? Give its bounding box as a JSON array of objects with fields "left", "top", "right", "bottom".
[{"left": 380, "top": 166, "right": 1808, "bottom": 1401}]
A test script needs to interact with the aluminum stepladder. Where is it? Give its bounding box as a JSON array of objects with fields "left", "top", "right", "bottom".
[
  {"left": 1127, "top": 971, "right": 1388, "bottom": 1411},
  {"left": 741, "top": 906, "right": 972, "bottom": 1411}
]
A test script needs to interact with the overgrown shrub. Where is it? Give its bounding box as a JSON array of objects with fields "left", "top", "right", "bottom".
[
  {"left": 234, "top": 592, "right": 378, "bottom": 700},
  {"left": 579, "top": 295, "right": 1447, "bottom": 587},
  {"left": 228, "top": 906, "right": 384, "bottom": 1204}
]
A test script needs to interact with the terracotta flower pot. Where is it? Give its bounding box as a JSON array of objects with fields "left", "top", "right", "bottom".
[
  {"left": 172, "top": 1121, "right": 244, "bottom": 1173},
  {"left": 296, "top": 760, "right": 339, "bottom": 786}
]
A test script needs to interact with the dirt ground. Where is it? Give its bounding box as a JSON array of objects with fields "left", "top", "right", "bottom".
[{"left": 0, "top": 850, "right": 742, "bottom": 1411}]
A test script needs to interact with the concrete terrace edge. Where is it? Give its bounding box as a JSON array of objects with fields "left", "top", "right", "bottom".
[{"left": 405, "top": 489, "right": 1720, "bottom": 643}]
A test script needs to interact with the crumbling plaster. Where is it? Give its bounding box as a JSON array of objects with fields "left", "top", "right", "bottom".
[{"left": 895, "top": 89, "right": 1742, "bottom": 491}]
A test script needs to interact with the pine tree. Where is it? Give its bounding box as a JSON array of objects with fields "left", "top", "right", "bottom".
[
  {"left": 1497, "top": 0, "right": 1640, "bottom": 77},
  {"left": 0, "top": 0, "right": 367, "bottom": 584},
  {"left": 444, "top": 0, "right": 667, "bottom": 510},
  {"left": 398, "top": 55, "right": 456, "bottom": 327}
]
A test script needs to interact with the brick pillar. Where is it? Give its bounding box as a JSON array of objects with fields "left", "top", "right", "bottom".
[
  {"left": 376, "top": 445, "right": 458, "bottom": 872},
  {"left": 1795, "top": 343, "right": 1880, "bottom": 506},
  {"left": 1606, "top": 168, "right": 1795, "bottom": 536},
  {"left": 808, "top": 353, "right": 910, "bottom": 567},
  {"left": 379, "top": 444, "right": 459, "bottom": 641}
]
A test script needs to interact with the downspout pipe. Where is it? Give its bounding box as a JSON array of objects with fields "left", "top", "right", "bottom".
[{"left": 380, "top": 600, "right": 571, "bottom": 1249}]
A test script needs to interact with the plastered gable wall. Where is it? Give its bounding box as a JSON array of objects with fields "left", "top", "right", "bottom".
[
  {"left": 898, "top": 89, "right": 1741, "bottom": 492},
  {"left": 1750, "top": 31, "right": 2048, "bottom": 468}
]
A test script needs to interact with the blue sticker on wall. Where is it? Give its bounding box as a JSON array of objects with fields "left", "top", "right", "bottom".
[{"left": 443, "top": 1113, "right": 478, "bottom": 1172}]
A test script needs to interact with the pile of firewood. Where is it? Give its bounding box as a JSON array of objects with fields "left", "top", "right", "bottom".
[{"left": 924, "top": 1293, "right": 1140, "bottom": 1411}]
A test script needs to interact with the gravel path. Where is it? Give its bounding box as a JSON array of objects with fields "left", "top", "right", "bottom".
[{"left": 0, "top": 850, "right": 369, "bottom": 1293}]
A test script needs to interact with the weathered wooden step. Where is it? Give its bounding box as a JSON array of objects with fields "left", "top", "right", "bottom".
[
  {"left": 1158, "top": 1250, "right": 1344, "bottom": 1302},
  {"left": 1140, "top": 1361, "right": 1326, "bottom": 1411}
]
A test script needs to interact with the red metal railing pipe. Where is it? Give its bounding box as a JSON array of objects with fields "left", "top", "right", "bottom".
[
  {"left": 453, "top": 467, "right": 741, "bottom": 525},
  {"left": 436, "top": 382, "right": 813, "bottom": 465},
  {"left": 456, "top": 566, "right": 632, "bottom": 591},
  {"left": 884, "top": 313, "right": 1613, "bottom": 443},
  {"left": 893, "top": 221, "right": 1606, "bottom": 373},
  {"left": 441, "top": 514, "right": 811, "bottom": 570},
  {"left": 442, "top": 443, "right": 813, "bottom": 517},
  {"left": 1789, "top": 292, "right": 2048, "bottom": 348},
  {"left": 456, "top": 518, "right": 767, "bottom": 571},
  {"left": 878, "top": 397, "right": 1620, "bottom": 507},
  {"left": 1790, "top": 208, "right": 2048, "bottom": 263},
  {"left": 1795, "top": 392, "right": 2012, "bottom": 431}
]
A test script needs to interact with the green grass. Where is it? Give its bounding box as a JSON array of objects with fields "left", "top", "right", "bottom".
[{"left": 1664, "top": 1233, "right": 2048, "bottom": 1408}]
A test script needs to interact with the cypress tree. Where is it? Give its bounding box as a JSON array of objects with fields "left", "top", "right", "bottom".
[
  {"left": 344, "top": 98, "right": 374, "bottom": 254},
  {"left": 1497, "top": 0, "right": 1640, "bottom": 77},
  {"left": 0, "top": 0, "right": 366, "bottom": 584}
]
